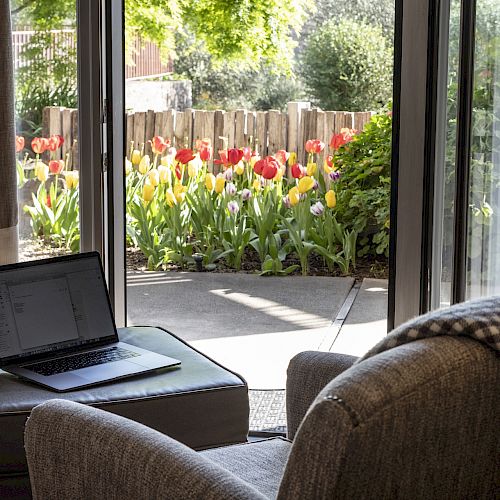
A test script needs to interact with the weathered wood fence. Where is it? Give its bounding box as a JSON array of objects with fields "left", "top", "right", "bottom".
[{"left": 42, "top": 103, "right": 373, "bottom": 171}]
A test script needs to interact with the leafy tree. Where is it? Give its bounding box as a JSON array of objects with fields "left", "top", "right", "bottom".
[{"left": 301, "top": 19, "right": 393, "bottom": 111}]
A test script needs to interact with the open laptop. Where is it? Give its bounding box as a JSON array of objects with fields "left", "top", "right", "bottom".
[{"left": 0, "top": 252, "right": 180, "bottom": 392}]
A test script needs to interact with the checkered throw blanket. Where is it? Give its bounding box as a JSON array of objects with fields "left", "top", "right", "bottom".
[{"left": 358, "top": 296, "right": 500, "bottom": 363}]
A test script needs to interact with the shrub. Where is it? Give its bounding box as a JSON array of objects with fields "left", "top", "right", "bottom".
[{"left": 301, "top": 19, "right": 393, "bottom": 111}]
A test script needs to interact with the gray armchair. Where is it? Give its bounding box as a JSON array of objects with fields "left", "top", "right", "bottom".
[{"left": 25, "top": 334, "right": 499, "bottom": 499}]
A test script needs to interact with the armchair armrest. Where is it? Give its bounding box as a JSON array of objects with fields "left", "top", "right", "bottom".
[
  {"left": 25, "top": 400, "right": 266, "bottom": 500},
  {"left": 286, "top": 351, "right": 358, "bottom": 439}
]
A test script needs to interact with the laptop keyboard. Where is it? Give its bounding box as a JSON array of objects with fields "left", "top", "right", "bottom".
[{"left": 24, "top": 346, "right": 140, "bottom": 376}]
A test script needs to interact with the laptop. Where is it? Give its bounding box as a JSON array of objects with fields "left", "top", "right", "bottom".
[{"left": 0, "top": 252, "right": 180, "bottom": 392}]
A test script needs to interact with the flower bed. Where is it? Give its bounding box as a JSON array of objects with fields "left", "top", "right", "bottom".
[{"left": 18, "top": 112, "right": 392, "bottom": 275}]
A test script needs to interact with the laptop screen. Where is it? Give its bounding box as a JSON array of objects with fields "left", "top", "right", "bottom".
[{"left": 0, "top": 253, "right": 117, "bottom": 366}]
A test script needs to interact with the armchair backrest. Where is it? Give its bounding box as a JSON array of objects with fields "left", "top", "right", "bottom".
[{"left": 278, "top": 336, "right": 500, "bottom": 499}]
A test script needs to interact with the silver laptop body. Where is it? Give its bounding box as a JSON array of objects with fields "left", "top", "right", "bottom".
[{"left": 0, "top": 252, "right": 180, "bottom": 392}]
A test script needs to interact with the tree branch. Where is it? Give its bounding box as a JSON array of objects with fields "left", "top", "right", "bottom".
[{"left": 11, "top": 0, "right": 35, "bottom": 16}]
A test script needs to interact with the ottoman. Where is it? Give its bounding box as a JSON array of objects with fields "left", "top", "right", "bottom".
[{"left": 0, "top": 326, "right": 249, "bottom": 499}]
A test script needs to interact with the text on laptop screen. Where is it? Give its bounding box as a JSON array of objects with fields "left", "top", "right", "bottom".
[{"left": 0, "top": 255, "right": 116, "bottom": 364}]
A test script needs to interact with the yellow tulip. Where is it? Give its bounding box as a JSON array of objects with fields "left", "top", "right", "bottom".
[
  {"left": 174, "top": 183, "right": 188, "bottom": 203},
  {"left": 298, "top": 176, "right": 315, "bottom": 194},
  {"left": 325, "top": 190, "right": 336, "bottom": 208},
  {"left": 234, "top": 161, "right": 245, "bottom": 175},
  {"left": 252, "top": 179, "right": 261, "bottom": 192},
  {"left": 205, "top": 173, "right": 216, "bottom": 191},
  {"left": 142, "top": 182, "right": 155, "bottom": 202},
  {"left": 289, "top": 186, "right": 300, "bottom": 207},
  {"left": 35, "top": 163, "right": 49, "bottom": 183},
  {"left": 274, "top": 168, "right": 284, "bottom": 182},
  {"left": 131, "top": 149, "right": 141, "bottom": 165},
  {"left": 158, "top": 165, "right": 170, "bottom": 184},
  {"left": 323, "top": 159, "right": 334, "bottom": 174},
  {"left": 64, "top": 170, "right": 79, "bottom": 190},
  {"left": 161, "top": 155, "right": 174, "bottom": 167},
  {"left": 306, "top": 162, "right": 317, "bottom": 176},
  {"left": 148, "top": 168, "right": 160, "bottom": 187},
  {"left": 288, "top": 152, "right": 297, "bottom": 167},
  {"left": 138, "top": 155, "right": 151, "bottom": 174},
  {"left": 215, "top": 175, "right": 225, "bottom": 194},
  {"left": 165, "top": 188, "right": 177, "bottom": 207}
]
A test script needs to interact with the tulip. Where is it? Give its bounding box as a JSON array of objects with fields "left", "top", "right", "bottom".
[
  {"left": 16, "top": 135, "right": 25, "bottom": 153},
  {"left": 160, "top": 155, "right": 174, "bottom": 167},
  {"left": 242, "top": 147, "right": 252, "bottom": 162},
  {"left": 306, "top": 162, "right": 317, "bottom": 176},
  {"left": 330, "top": 128, "right": 356, "bottom": 150},
  {"left": 250, "top": 155, "right": 260, "bottom": 168},
  {"left": 305, "top": 139, "right": 325, "bottom": 154},
  {"left": 196, "top": 139, "right": 212, "bottom": 161},
  {"left": 274, "top": 168, "right": 284, "bottom": 182},
  {"left": 148, "top": 168, "right": 160, "bottom": 187},
  {"left": 139, "top": 155, "right": 151, "bottom": 174},
  {"left": 158, "top": 165, "right": 170, "bottom": 184},
  {"left": 175, "top": 148, "right": 196, "bottom": 165},
  {"left": 49, "top": 160, "right": 65, "bottom": 174},
  {"left": 165, "top": 188, "right": 176, "bottom": 207},
  {"left": 214, "top": 150, "right": 229, "bottom": 167},
  {"left": 64, "top": 170, "right": 79, "bottom": 189},
  {"left": 205, "top": 173, "right": 216, "bottom": 191},
  {"left": 325, "top": 190, "right": 337, "bottom": 208},
  {"left": 288, "top": 152, "right": 297, "bottom": 167},
  {"left": 174, "top": 184, "right": 188, "bottom": 203},
  {"left": 234, "top": 161, "right": 245, "bottom": 175},
  {"left": 310, "top": 201, "right": 325, "bottom": 216},
  {"left": 223, "top": 168, "right": 234, "bottom": 181},
  {"left": 227, "top": 200, "right": 239, "bottom": 215},
  {"left": 150, "top": 136, "right": 169, "bottom": 155},
  {"left": 125, "top": 158, "right": 133, "bottom": 175},
  {"left": 131, "top": 149, "right": 142, "bottom": 165},
  {"left": 48, "top": 135, "right": 64, "bottom": 152},
  {"left": 242, "top": 188, "right": 252, "bottom": 201},
  {"left": 329, "top": 170, "right": 341, "bottom": 182},
  {"left": 291, "top": 163, "right": 306, "bottom": 179},
  {"left": 32, "top": 137, "right": 49, "bottom": 155},
  {"left": 227, "top": 148, "right": 243, "bottom": 166},
  {"left": 282, "top": 195, "right": 291, "bottom": 209},
  {"left": 226, "top": 183, "right": 237, "bottom": 196},
  {"left": 167, "top": 146, "right": 177, "bottom": 157},
  {"left": 175, "top": 163, "right": 182, "bottom": 180},
  {"left": 288, "top": 186, "right": 300, "bottom": 206},
  {"left": 215, "top": 174, "right": 225, "bottom": 194},
  {"left": 35, "top": 163, "right": 49, "bottom": 182},
  {"left": 298, "top": 176, "right": 315, "bottom": 194},
  {"left": 275, "top": 150, "right": 289, "bottom": 165},
  {"left": 253, "top": 158, "right": 265, "bottom": 175},
  {"left": 187, "top": 156, "right": 202, "bottom": 178},
  {"left": 261, "top": 156, "right": 280, "bottom": 180},
  {"left": 252, "top": 179, "right": 261, "bottom": 192},
  {"left": 46, "top": 195, "right": 51, "bottom": 208},
  {"left": 142, "top": 182, "right": 155, "bottom": 202}
]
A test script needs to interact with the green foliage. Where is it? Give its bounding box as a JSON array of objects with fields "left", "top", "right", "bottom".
[
  {"left": 334, "top": 112, "right": 392, "bottom": 257},
  {"left": 301, "top": 19, "right": 393, "bottom": 111}
]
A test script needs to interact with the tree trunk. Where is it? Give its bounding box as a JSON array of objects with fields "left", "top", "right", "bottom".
[{"left": 0, "top": 2, "right": 18, "bottom": 264}]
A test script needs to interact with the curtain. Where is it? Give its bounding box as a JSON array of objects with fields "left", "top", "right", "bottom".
[{"left": 0, "top": 0, "right": 18, "bottom": 264}]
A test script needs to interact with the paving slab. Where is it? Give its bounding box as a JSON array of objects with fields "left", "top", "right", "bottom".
[
  {"left": 127, "top": 272, "right": 354, "bottom": 341},
  {"left": 331, "top": 278, "right": 388, "bottom": 357}
]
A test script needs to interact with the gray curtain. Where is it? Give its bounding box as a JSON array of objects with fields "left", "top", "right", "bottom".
[{"left": 0, "top": 0, "right": 18, "bottom": 264}]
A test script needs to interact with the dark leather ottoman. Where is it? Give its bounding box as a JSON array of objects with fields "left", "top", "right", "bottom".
[{"left": 0, "top": 326, "right": 249, "bottom": 499}]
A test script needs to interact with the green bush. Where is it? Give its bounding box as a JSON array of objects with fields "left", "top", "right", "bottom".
[{"left": 301, "top": 19, "right": 393, "bottom": 111}]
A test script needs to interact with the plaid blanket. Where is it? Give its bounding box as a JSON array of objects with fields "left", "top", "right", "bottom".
[{"left": 358, "top": 295, "right": 500, "bottom": 363}]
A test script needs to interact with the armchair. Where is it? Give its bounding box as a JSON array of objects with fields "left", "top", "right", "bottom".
[{"left": 25, "top": 302, "right": 499, "bottom": 499}]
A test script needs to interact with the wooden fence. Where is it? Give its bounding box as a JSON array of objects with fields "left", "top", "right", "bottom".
[
  {"left": 12, "top": 30, "right": 172, "bottom": 80},
  {"left": 42, "top": 103, "right": 374, "bottom": 172}
]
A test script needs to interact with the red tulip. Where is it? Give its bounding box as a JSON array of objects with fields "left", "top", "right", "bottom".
[
  {"left": 49, "top": 160, "right": 65, "bottom": 174},
  {"left": 275, "top": 150, "right": 289, "bottom": 165},
  {"left": 214, "top": 150, "right": 229, "bottom": 167},
  {"left": 326, "top": 155, "right": 334, "bottom": 168},
  {"left": 197, "top": 139, "right": 212, "bottom": 161},
  {"left": 261, "top": 157, "right": 279, "bottom": 180},
  {"left": 291, "top": 163, "right": 306, "bottom": 179},
  {"left": 305, "top": 139, "right": 325, "bottom": 154},
  {"left": 227, "top": 148, "right": 243, "bottom": 166},
  {"left": 150, "top": 136, "right": 169, "bottom": 155},
  {"left": 31, "top": 137, "right": 49, "bottom": 154},
  {"left": 15, "top": 135, "right": 25, "bottom": 153},
  {"left": 329, "top": 128, "right": 357, "bottom": 150},
  {"left": 48, "top": 135, "right": 64, "bottom": 152},
  {"left": 175, "top": 148, "right": 195, "bottom": 165},
  {"left": 253, "top": 158, "right": 266, "bottom": 175}
]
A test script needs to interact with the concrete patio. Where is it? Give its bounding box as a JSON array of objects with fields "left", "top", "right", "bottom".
[{"left": 127, "top": 272, "right": 388, "bottom": 389}]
